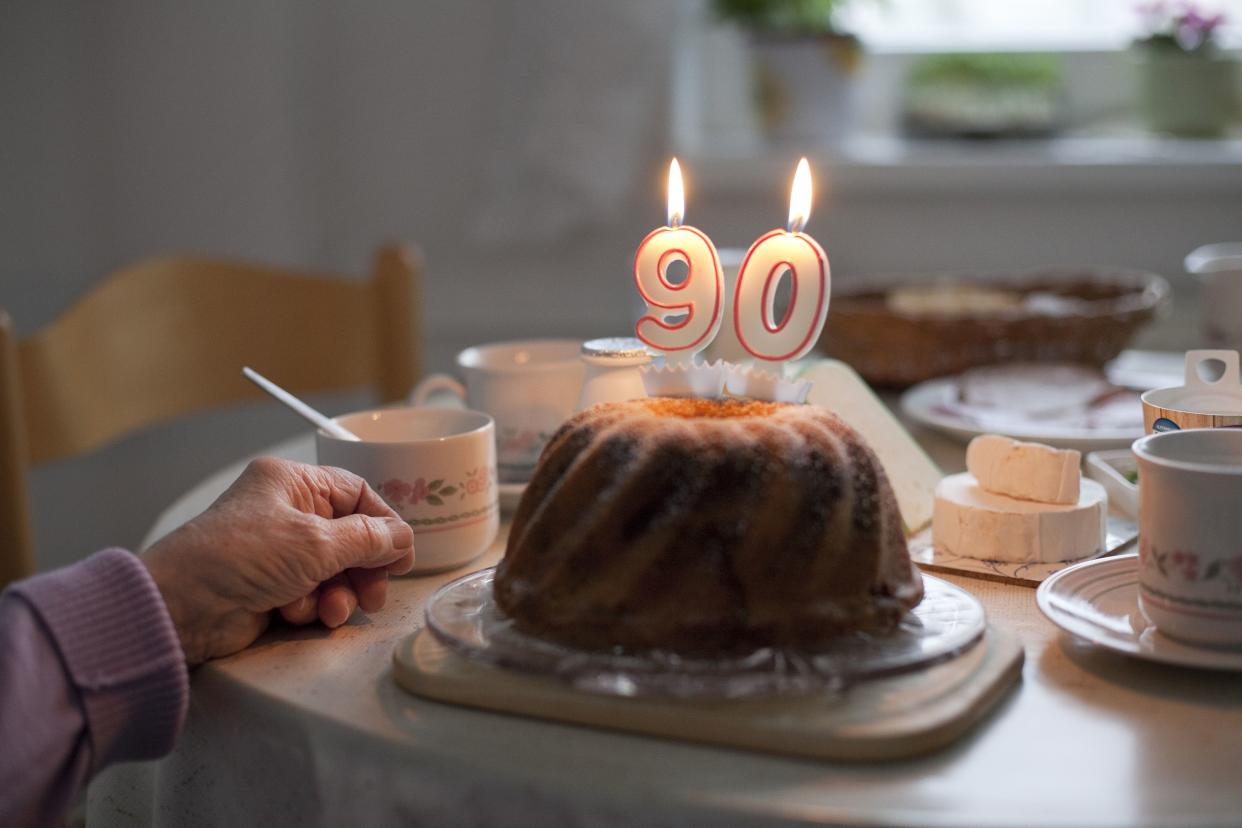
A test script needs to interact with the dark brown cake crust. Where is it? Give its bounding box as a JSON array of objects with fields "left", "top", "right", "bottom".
[{"left": 494, "top": 398, "right": 924, "bottom": 653}]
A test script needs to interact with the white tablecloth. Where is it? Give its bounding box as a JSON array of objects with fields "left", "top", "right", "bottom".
[{"left": 86, "top": 429, "right": 1242, "bottom": 827}]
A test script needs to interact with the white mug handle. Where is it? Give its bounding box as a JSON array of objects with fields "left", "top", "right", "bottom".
[
  {"left": 1183, "top": 349, "right": 1242, "bottom": 393},
  {"left": 409, "top": 373, "right": 467, "bottom": 408}
]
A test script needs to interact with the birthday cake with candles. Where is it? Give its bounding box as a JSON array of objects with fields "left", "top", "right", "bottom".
[
  {"left": 493, "top": 158, "right": 926, "bottom": 653},
  {"left": 494, "top": 396, "right": 923, "bottom": 652}
]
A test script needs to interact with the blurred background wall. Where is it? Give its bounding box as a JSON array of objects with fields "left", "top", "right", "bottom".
[{"left": 2, "top": 0, "right": 1239, "bottom": 568}]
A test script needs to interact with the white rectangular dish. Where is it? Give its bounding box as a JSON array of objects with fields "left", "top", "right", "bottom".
[{"left": 1084, "top": 449, "right": 1139, "bottom": 519}]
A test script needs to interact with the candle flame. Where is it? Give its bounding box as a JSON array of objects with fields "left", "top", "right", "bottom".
[
  {"left": 667, "top": 158, "right": 684, "bottom": 228},
  {"left": 787, "top": 157, "right": 812, "bottom": 234}
]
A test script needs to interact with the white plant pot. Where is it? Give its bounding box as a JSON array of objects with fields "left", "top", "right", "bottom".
[
  {"left": 750, "top": 34, "right": 862, "bottom": 146},
  {"left": 1135, "top": 49, "right": 1238, "bottom": 137}
]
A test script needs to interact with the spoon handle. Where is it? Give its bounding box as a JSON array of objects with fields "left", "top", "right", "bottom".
[{"left": 242, "top": 367, "right": 360, "bottom": 441}]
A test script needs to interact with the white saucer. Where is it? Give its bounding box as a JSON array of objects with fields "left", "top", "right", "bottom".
[
  {"left": 1036, "top": 554, "right": 1242, "bottom": 671},
  {"left": 498, "top": 482, "right": 527, "bottom": 513}
]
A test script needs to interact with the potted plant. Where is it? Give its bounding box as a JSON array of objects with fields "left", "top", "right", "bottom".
[
  {"left": 903, "top": 53, "right": 1064, "bottom": 138},
  {"left": 1133, "top": 2, "right": 1238, "bottom": 136},
  {"left": 712, "top": 0, "right": 863, "bottom": 145}
]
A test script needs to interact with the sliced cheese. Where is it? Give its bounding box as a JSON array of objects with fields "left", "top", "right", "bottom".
[
  {"left": 933, "top": 472, "right": 1106, "bottom": 563},
  {"left": 966, "top": 434, "right": 1081, "bottom": 505},
  {"left": 800, "top": 359, "right": 941, "bottom": 534}
]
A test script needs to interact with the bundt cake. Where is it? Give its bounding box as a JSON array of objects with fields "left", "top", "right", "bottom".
[{"left": 494, "top": 397, "right": 923, "bottom": 653}]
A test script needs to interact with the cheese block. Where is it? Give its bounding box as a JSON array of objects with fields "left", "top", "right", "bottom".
[
  {"left": 933, "top": 472, "right": 1106, "bottom": 563},
  {"left": 966, "top": 435, "right": 1081, "bottom": 505},
  {"left": 800, "top": 359, "right": 941, "bottom": 534}
]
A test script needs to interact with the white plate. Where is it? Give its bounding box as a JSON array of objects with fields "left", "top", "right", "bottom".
[
  {"left": 1036, "top": 554, "right": 1242, "bottom": 671},
  {"left": 1104, "top": 349, "right": 1185, "bottom": 392},
  {"left": 498, "top": 482, "right": 527, "bottom": 513},
  {"left": 901, "top": 377, "right": 1142, "bottom": 451}
]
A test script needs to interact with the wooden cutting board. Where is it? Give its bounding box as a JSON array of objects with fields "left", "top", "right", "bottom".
[{"left": 392, "top": 626, "right": 1023, "bottom": 762}]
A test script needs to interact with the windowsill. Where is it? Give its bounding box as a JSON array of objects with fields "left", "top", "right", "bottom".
[
  {"left": 856, "top": 40, "right": 1242, "bottom": 56},
  {"left": 690, "top": 128, "right": 1242, "bottom": 197},
  {"left": 862, "top": 40, "right": 1138, "bottom": 56}
]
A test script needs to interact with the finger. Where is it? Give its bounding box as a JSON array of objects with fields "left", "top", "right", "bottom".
[
  {"left": 279, "top": 591, "right": 319, "bottom": 625},
  {"left": 346, "top": 567, "right": 388, "bottom": 613},
  {"left": 318, "top": 574, "right": 357, "bottom": 628},
  {"left": 386, "top": 548, "right": 416, "bottom": 576},
  {"left": 313, "top": 465, "right": 403, "bottom": 520},
  {"left": 351, "top": 479, "right": 403, "bottom": 520},
  {"left": 320, "top": 513, "right": 415, "bottom": 570}
]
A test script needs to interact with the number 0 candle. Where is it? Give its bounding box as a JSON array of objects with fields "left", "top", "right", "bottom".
[
  {"left": 734, "top": 158, "right": 830, "bottom": 365},
  {"left": 633, "top": 159, "right": 724, "bottom": 364}
]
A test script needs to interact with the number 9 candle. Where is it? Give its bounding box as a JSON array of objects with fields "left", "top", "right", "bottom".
[
  {"left": 734, "top": 158, "right": 830, "bottom": 366},
  {"left": 633, "top": 159, "right": 724, "bottom": 364}
]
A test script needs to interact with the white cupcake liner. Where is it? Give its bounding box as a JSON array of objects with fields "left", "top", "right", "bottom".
[
  {"left": 724, "top": 363, "right": 812, "bottom": 404},
  {"left": 640, "top": 359, "right": 727, "bottom": 398},
  {"left": 637, "top": 359, "right": 811, "bottom": 403}
]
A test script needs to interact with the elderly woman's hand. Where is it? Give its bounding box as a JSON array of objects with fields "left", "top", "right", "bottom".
[{"left": 142, "top": 457, "right": 415, "bottom": 665}]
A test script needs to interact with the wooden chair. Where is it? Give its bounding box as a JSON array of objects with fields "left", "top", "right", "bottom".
[{"left": 0, "top": 243, "right": 422, "bottom": 586}]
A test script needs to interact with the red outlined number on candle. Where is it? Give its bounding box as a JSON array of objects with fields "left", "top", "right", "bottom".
[
  {"left": 633, "top": 225, "right": 724, "bottom": 355},
  {"left": 733, "top": 229, "right": 830, "bottom": 362}
]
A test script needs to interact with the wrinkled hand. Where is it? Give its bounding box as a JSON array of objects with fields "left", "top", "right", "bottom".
[{"left": 143, "top": 457, "right": 415, "bottom": 665}]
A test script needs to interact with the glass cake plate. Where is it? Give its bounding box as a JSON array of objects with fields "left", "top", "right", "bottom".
[{"left": 424, "top": 568, "right": 986, "bottom": 699}]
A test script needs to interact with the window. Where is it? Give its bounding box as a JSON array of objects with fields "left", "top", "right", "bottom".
[{"left": 837, "top": 0, "right": 1242, "bottom": 53}]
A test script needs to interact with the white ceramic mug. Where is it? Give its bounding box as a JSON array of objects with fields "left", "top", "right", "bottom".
[
  {"left": 1186, "top": 243, "right": 1242, "bottom": 350},
  {"left": 410, "top": 339, "right": 584, "bottom": 483},
  {"left": 316, "top": 407, "right": 499, "bottom": 574},
  {"left": 1132, "top": 428, "right": 1242, "bottom": 647}
]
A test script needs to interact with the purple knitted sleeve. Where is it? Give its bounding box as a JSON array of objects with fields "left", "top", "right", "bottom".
[{"left": 0, "top": 548, "right": 189, "bottom": 827}]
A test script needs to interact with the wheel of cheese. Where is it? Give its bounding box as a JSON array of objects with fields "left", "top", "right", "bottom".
[
  {"left": 965, "top": 434, "right": 1080, "bottom": 505},
  {"left": 933, "top": 472, "right": 1107, "bottom": 564}
]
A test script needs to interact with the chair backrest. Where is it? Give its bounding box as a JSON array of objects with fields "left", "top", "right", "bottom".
[{"left": 0, "top": 243, "right": 422, "bottom": 585}]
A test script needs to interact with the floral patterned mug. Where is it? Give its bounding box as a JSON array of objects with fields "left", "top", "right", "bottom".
[
  {"left": 316, "top": 407, "right": 498, "bottom": 574},
  {"left": 409, "top": 339, "right": 585, "bottom": 484},
  {"left": 1133, "top": 428, "right": 1242, "bottom": 646}
]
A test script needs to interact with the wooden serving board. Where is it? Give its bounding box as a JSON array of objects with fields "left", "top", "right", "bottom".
[{"left": 392, "top": 626, "right": 1023, "bottom": 763}]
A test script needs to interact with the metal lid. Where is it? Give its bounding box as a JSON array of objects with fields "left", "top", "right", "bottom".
[{"left": 581, "top": 337, "right": 652, "bottom": 360}]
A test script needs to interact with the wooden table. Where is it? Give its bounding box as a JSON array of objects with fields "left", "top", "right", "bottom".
[{"left": 87, "top": 426, "right": 1242, "bottom": 827}]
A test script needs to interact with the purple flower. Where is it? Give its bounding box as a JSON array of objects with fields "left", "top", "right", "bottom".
[
  {"left": 1177, "top": 20, "right": 1206, "bottom": 49},
  {"left": 1138, "top": 1, "right": 1226, "bottom": 49}
]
